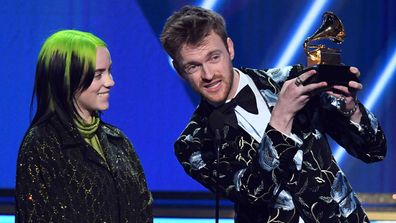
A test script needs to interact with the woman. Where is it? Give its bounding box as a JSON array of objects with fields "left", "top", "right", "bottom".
[{"left": 16, "top": 30, "right": 153, "bottom": 222}]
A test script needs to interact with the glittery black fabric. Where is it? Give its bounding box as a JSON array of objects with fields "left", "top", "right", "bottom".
[{"left": 16, "top": 113, "right": 153, "bottom": 223}]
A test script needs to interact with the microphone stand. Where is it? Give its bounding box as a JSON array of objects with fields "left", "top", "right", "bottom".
[
  {"left": 208, "top": 110, "right": 225, "bottom": 223},
  {"left": 214, "top": 129, "right": 221, "bottom": 223}
]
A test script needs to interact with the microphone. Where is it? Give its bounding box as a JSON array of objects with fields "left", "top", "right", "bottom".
[{"left": 214, "top": 129, "right": 221, "bottom": 223}]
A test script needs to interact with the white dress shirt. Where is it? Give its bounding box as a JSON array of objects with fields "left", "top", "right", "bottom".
[{"left": 231, "top": 68, "right": 303, "bottom": 145}]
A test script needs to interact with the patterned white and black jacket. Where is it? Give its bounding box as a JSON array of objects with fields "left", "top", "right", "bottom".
[{"left": 174, "top": 65, "right": 386, "bottom": 223}]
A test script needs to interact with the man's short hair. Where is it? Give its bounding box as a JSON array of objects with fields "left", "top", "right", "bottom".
[{"left": 160, "top": 5, "right": 228, "bottom": 61}]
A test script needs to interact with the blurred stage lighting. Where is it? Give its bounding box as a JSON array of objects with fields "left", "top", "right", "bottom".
[
  {"left": 198, "top": 0, "right": 221, "bottom": 10},
  {"left": 334, "top": 46, "right": 396, "bottom": 163},
  {"left": 274, "top": 0, "right": 329, "bottom": 67}
]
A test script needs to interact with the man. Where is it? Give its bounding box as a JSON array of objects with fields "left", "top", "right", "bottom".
[{"left": 160, "top": 5, "right": 386, "bottom": 223}]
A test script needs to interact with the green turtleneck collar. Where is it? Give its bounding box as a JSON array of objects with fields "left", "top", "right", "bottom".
[{"left": 74, "top": 115, "right": 106, "bottom": 160}]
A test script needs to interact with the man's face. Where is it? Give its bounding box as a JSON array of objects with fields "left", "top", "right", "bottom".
[{"left": 175, "top": 31, "right": 239, "bottom": 106}]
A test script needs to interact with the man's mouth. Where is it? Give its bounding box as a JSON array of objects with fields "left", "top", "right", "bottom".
[{"left": 204, "top": 80, "right": 222, "bottom": 90}]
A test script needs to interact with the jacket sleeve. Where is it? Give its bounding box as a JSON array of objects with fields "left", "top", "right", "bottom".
[
  {"left": 270, "top": 64, "right": 386, "bottom": 163},
  {"left": 321, "top": 99, "right": 387, "bottom": 163},
  {"left": 15, "top": 128, "right": 67, "bottom": 223},
  {"left": 174, "top": 113, "right": 300, "bottom": 207},
  {"left": 120, "top": 134, "right": 153, "bottom": 223}
]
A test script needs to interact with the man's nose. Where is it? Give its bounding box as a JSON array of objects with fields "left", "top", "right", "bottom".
[{"left": 201, "top": 64, "right": 214, "bottom": 80}]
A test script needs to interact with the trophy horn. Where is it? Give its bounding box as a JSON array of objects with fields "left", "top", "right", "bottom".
[{"left": 304, "top": 12, "right": 346, "bottom": 55}]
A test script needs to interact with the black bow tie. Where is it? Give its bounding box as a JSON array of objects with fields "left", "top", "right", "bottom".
[{"left": 208, "top": 85, "right": 258, "bottom": 131}]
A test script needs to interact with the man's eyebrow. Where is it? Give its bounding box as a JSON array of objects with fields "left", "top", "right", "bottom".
[
  {"left": 204, "top": 50, "right": 223, "bottom": 61},
  {"left": 207, "top": 49, "right": 222, "bottom": 56},
  {"left": 183, "top": 61, "right": 200, "bottom": 66}
]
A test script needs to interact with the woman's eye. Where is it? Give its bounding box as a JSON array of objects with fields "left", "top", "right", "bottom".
[{"left": 94, "top": 73, "right": 103, "bottom": 79}]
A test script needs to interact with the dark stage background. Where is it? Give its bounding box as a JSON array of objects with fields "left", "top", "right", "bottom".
[{"left": 1, "top": 0, "right": 395, "bottom": 193}]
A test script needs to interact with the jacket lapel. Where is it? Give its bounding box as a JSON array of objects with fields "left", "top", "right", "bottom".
[{"left": 51, "top": 114, "right": 111, "bottom": 171}]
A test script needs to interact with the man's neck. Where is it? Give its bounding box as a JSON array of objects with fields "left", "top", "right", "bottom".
[{"left": 228, "top": 68, "right": 241, "bottom": 100}]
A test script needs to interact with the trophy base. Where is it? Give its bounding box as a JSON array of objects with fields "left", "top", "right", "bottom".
[{"left": 303, "top": 64, "right": 360, "bottom": 86}]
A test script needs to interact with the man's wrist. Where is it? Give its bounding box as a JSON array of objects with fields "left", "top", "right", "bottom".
[
  {"left": 336, "top": 97, "right": 359, "bottom": 118},
  {"left": 339, "top": 102, "right": 358, "bottom": 117},
  {"left": 349, "top": 104, "right": 362, "bottom": 123},
  {"left": 269, "top": 113, "right": 294, "bottom": 135}
]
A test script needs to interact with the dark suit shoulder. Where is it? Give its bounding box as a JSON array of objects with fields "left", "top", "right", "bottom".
[
  {"left": 240, "top": 65, "right": 304, "bottom": 82},
  {"left": 178, "top": 102, "right": 210, "bottom": 137}
]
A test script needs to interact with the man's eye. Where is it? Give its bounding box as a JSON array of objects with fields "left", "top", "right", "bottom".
[
  {"left": 185, "top": 65, "right": 199, "bottom": 74},
  {"left": 210, "top": 55, "right": 220, "bottom": 62}
]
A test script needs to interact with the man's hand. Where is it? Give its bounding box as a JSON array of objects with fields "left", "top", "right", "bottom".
[
  {"left": 325, "top": 67, "right": 363, "bottom": 123},
  {"left": 269, "top": 69, "right": 327, "bottom": 134}
]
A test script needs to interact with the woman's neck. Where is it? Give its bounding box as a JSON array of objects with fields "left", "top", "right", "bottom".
[{"left": 76, "top": 109, "right": 93, "bottom": 123}]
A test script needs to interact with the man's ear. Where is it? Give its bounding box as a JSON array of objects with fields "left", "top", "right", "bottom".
[
  {"left": 172, "top": 60, "right": 185, "bottom": 79},
  {"left": 227, "top": 37, "right": 235, "bottom": 60}
]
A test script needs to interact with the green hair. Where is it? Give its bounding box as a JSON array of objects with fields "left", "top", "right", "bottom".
[{"left": 31, "top": 30, "right": 107, "bottom": 126}]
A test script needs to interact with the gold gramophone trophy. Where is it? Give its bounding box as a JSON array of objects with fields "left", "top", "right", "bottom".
[{"left": 302, "top": 12, "right": 359, "bottom": 85}]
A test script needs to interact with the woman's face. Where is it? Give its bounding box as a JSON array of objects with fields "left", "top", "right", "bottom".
[{"left": 74, "top": 47, "right": 115, "bottom": 121}]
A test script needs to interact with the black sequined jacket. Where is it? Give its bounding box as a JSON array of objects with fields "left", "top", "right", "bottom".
[
  {"left": 174, "top": 66, "right": 386, "bottom": 223},
  {"left": 16, "top": 113, "right": 153, "bottom": 223}
]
